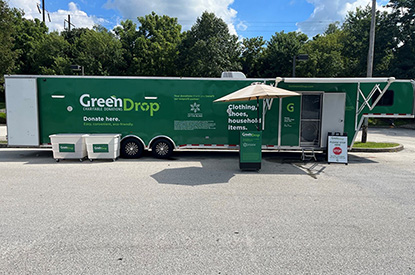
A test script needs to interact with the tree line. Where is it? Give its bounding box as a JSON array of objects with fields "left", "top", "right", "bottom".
[{"left": 1, "top": 0, "right": 414, "bottom": 98}]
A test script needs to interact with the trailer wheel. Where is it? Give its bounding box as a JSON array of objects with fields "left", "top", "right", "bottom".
[
  {"left": 151, "top": 138, "right": 173, "bottom": 159},
  {"left": 121, "top": 138, "right": 144, "bottom": 158}
]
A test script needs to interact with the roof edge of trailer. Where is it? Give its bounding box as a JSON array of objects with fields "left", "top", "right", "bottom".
[
  {"left": 4, "top": 75, "right": 413, "bottom": 83},
  {"left": 3, "top": 74, "right": 275, "bottom": 82},
  {"left": 279, "top": 77, "right": 412, "bottom": 83}
]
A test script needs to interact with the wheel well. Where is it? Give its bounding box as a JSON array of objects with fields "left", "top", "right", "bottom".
[
  {"left": 121, "top": 135, "right": 146, "bottom": 149},
  {"left": 148, "top": 136, "right": 176, "bottom": 150}
]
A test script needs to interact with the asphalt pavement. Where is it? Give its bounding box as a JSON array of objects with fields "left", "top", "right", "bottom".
[{"left": 0, "top": 127, "right": 415, "bottom": 274}]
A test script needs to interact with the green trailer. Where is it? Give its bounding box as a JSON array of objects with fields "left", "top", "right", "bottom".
[{"left": 5, "top": 75, "right": 415, "bottom": 158}]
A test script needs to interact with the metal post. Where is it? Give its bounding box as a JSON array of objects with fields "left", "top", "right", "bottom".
[
  {"left": 292, "top": 56, "right": 296, "bottom": 77},
  {"left": 68, "top": 15, "right": 71, "bottom": 31},
  {"left": 256, "top": 97, "right": 260, "bottom": 131},
  {"left": 42, "top": 0, "right": 45, "bottom": 23},
  {"left": 293, "top": 54, "right": 308, "bottom": 78},
  {"left": 362, "top": 0, "right": 376, "bottom": 143},
  {"left": 278, "top": 98, "right": 282, "bottom": 149},
  {"left": 64, "top": 14, "right": 75, "bottom": 31},
  {"left": 367, "top": 0, "right": 376, "bottom": 78}
]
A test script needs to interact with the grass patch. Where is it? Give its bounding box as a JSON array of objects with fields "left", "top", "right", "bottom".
[
  {"left": 353, "top": 141, "right": 399, "bottom": 148},
  {"left": 0, "top": 140, "right": 6, "bottom": 144},
  {"left": 0, "top": 112, "right": 5, "bottom": 124}
]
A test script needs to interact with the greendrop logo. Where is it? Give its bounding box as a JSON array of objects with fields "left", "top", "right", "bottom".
[
  {"left": 242, "top": 132, "right": 260, "bottom": 138},
  {"left": 79, "top": 94, "right": 160, "bottom": 116},
  {"left": 190, "top": 102, "right": 200, "bottom": 113},
  {"left": 188, "top": 102, "right": 202, "bottom": 117},
  {"left": 243, "top": 142, "right": 256, "bottom": 147},
  {"left": 287, "top": 103, "right": 295, "bottom": 112}
]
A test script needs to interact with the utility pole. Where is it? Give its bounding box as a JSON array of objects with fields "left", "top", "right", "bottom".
[
  {"left": 37, "top": 1, "right": 51, "bottom": 23},
  {"left": 367, "top": 0, "right": 376, "bottom": 77},
  {"left": 42, "top": 0, "right": 45, "bottom": 23},
  {"left": 65, "top": 15, "right": 75, "bottom": 31},
  {"left": 362, "top": 0, "right": 376, "bottom": 143},
  {"left": 68, "top": 15, "right": 71, "bottom": 31},
  {"left": 292, "top": 54, "right": 309, "bottom": 77}
]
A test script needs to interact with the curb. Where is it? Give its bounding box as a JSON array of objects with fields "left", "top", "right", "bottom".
[
  {"left": 350, "top": 144, "right": 404, "bottom": 153},
  {"left": 1, "top": 143, "right": 405, "bottom": 152}
]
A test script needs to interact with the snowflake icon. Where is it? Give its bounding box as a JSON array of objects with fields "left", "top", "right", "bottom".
[{"left": 190, "top": 102, "right": 201, "bottom": 113}]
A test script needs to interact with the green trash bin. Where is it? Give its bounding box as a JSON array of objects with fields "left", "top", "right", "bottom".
[{"left": 239, "top": 131, "right": 262, "bottom": 171}]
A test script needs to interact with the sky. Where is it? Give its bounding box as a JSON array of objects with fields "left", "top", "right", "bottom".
[{"left": 7, "top": 0, "right": 390, "bottom": 40}]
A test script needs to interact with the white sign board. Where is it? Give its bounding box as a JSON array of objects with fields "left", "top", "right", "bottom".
[{"left": 327, "top": 135, "right": 348, "bottom": 164}]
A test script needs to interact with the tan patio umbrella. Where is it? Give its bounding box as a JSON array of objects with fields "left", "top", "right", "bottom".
[
  {"left": 213, "top": 82, "right": 300, "bottom": 102},
  {"left": 214, "top": 82, "right": 300, "bottom": 130}
]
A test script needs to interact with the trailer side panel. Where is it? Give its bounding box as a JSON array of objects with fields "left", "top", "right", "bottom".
[
  {"left": 36, "top": 77, "right": 265, "bottom": 147},
  {"left": 5, "top": 77, "right": 40, "bottom": 146}
]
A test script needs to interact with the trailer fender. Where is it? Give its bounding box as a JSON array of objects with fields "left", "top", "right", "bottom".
[{"left": 121, "top": 135, "right": 146, "bottom": 148}]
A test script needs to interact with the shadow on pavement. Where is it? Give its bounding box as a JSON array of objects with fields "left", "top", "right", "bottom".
[
  {"left": 0, "top": 149, "right": 55, "bottom": 164},
  {"left": 150, "top": 151, "right": 358, "bottom": 186},
  {"left": 0, "top": 149, "right": 378, "bottom": 185}
]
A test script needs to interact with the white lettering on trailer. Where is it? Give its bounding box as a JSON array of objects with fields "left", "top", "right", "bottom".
[
  {"left": 79, "top": 94, "right": 159, "bottom": 115},
  {"left": 226, "top": 103, "right": 260, "bottom": 131},
  {"left": 80, "top": 94, "right": 90, "bottom": 107},
  {"left": 228, "top": 118, "right": 259, "bottom": 124},
  {"left": 80, "top": 94, "right": 122, "bottom": 108},
  {"left": 97, "top": 98, "right": 105, "bottom": 107},
  {"left": 83, "top": 116, "right": 104, "bottom": 122},
  {"left": 228, "top": 125, "right": 248, "bottom": 130},
  {"left": 83, "top": 116, "right": 120, "bottom": 122},
  {"left": 227, "top": 104, "right": 256, "bottom": 111}
]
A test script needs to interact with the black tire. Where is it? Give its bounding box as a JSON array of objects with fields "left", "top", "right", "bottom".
[
  {"left": 121, "top": 138, "right": 144, "bottom": 158},
  {"left": 151, "top": 138, "right": 173, "bottom": 159}
]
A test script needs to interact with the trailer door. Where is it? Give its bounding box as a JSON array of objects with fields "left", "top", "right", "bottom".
[
  {"left": 5, "top": 77, "right": 39, "bottom": 146},
  {"left": 320, "top": 93, "right": 345, "bottom": 147},
  {"left": 300, "top": 94, "right": 322, "bottom": 147}
]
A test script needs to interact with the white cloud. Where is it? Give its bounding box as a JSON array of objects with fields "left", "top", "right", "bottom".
[
  {"left": 104, "top": 0, "right": 239, "bottom": 35},
  {"left": 237, "top": 21, "right": 248, "bottom": 32},
  {"left": 297, "top": 0, "right": 390, "bottom": 38},
  {"left": 48, "top": 2, "right": 105, "bottom": 32},
  {"left": 8, "top": 0, "right": 40, "bottom": 20},
  {"left": 8, "top": 0, "right": 104, "bottom": 32}
]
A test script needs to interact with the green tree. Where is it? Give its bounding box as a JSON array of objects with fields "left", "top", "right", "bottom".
[
  {"left": 341, "top": 5, "right": 395, "bottom": 77},
  {"left": 0, "top": 0, "right": 17, "bottom": 98},
  {"left": 135, "top": 12, "right": 182, "bottom": 76},
  {"left": 114, "top": 13, "right": 182, "bottom": 76},
  {"left": 241, "top": 36, "right": 265, "bottom": 78},
  {"left": 261, "top": 31, "right": 308, "bottom": 77},
  {"left": 11, "top": 9, "right": 48, "bottom": 74},
  {"left": 386, "top": 0, "right": 415, "bottom": 78},
  {"left": 113, "top": 20, "right": 138, "bottom": 75},
  {"left": 299, "top": 23, "right": 346, "bottom": 77},
  {"left": 177, "top": 12, "right": 242, "bottom": 77},
  {"left": 70, "top": 26, "right": 123, "bottom": 75},
  {"left": 32, "top": 32, "right": 72, "bottom": 75}
]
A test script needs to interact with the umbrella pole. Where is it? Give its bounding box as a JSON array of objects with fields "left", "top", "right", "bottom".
[{"left": 256, "top": 96, "right": 260, "bottom": 131}]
